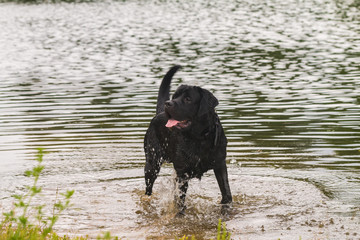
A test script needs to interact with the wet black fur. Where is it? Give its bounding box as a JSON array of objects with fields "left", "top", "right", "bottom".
[{"left": 144, "top": 65, "right": 232, "bottom": 214}]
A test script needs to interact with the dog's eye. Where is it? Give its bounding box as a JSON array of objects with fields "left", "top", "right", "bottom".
[{"left": 184, "top": 97, "right": 191, "bottom": 103}]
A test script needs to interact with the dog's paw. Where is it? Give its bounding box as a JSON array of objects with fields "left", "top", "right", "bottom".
[
  {"left": 175, "top": 210, "right": 186, "bottom": 218},
  {"left": 140, "top": 194, "right": 152, "bottom": 203},
  {"left": 220, "top": 203, "right": 232, "bottom": 216}
]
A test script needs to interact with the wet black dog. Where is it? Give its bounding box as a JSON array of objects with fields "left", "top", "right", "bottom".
[{"left": 144, "top": 65, "right": 232, "bottom": 215}]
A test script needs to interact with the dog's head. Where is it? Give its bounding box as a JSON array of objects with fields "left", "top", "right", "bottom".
[{"left": 164, "top": 85, "right": 218, "bottom": 130}]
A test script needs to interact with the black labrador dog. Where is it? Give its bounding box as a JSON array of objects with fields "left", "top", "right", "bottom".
[{"left": 144, "top": 65, "right": 232, "bottom": 214}]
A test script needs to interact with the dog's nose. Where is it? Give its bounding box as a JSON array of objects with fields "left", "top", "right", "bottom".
[{"left": 165, "top": 100, "right": 173, "bottom": 107}]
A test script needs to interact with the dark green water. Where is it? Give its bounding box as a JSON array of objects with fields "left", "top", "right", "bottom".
[{"left": 0, "top": 0, "right": 359, "bottom": 239}]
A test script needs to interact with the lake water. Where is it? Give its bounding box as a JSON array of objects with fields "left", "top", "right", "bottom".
[{"left": 0, "top": 0, "right": 359, "bottom": 239}]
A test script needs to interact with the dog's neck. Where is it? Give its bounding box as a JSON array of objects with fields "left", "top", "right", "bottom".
[{"left": 188, "top": 111, "right": 219, "bottom": 145}]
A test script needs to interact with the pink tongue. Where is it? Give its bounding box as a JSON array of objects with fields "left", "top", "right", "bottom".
[{"left": 166, "top": 119, "right": 180, "bottom": 128}]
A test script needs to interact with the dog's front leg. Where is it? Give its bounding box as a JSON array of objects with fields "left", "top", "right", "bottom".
[
  {"left": 214, "top": 165, "right": 232, "bottom": 215},
  {"left": 175, "top": 176, "right": 189, "bottom": 216},
  {"left": 214, "top": 165, "right": 232, "bottom": 204}
]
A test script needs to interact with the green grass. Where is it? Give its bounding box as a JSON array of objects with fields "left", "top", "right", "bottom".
[{"left": 177, "top": 219, "right": 231, "bottom": 240}]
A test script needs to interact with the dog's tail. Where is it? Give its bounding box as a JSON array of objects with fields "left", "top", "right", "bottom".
[{"left": 156, "top": 65, "right": 181, "bottom": 114}]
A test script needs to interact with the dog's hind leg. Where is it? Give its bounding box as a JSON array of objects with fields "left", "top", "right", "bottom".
[
  {"left": 144, "top": 133, "right": 164, "bottom": 196},
  {"left": 144, "top": 141, "right": 165, "bottom": 196},
  {"left": 144, "top": 116, "right": 167, "bottom": 195},
  {"left": 144, "top": 160, "right": 161, "bottom": 196}
]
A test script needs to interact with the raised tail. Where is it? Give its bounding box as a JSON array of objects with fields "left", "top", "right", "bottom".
[{"left": 156, "top": 65, "right": 181, "bottom": 114}]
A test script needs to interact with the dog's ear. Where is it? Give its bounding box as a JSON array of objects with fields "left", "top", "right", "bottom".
[{"left": 197, "top": 87, "right": 219, "bottom": 117}]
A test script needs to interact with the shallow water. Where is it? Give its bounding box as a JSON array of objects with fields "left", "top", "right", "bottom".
[{"left": 0, "top": 0, "right": 359, "bottom": 239}]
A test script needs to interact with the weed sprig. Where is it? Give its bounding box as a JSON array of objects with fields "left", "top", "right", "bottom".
[
  {"left": 0, "top": 148, "right": 75, "bottom": 239},
  {"left": 177, "top": 219, "right": 231, "bottom": 240}
]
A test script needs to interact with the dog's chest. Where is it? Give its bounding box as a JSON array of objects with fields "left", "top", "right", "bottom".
[{"left": 162, "top": 131, "right": 215, "bottom": 175}]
